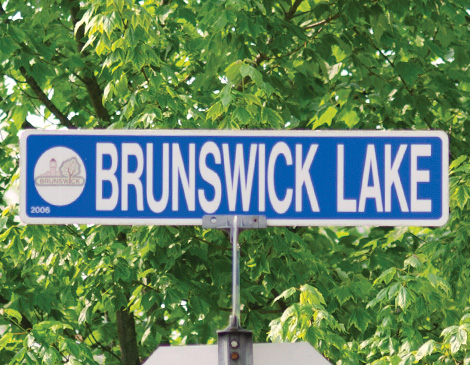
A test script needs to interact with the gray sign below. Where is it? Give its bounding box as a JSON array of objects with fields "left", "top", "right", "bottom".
[{"left": 145, "top": 342, "right": 331, "bottom": 365}]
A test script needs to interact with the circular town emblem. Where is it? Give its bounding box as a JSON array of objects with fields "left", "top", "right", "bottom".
[{"left": 34, "top": 147, "right": 86, "bottom": 206}]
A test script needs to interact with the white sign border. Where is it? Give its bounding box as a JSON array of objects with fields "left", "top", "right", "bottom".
[{"left": 20, "top": 129, "right": 449, "bottom": 227}]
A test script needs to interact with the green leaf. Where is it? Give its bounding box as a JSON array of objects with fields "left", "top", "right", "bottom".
[
  {"left": 340, "top": 109, "right": 360, "bottom": 128},
  {"left": 75, "top": 7, "right": 94, "bottom": 34},
  {"left": 116, "top": 73, "right": 128, "bottom": 97},
  {"left": 371, "top": 14, "right": 388, "bottom": 43},
  {"left": 396, "top": 62, "right": 425, "bottom": 85},
  {"left": 450, "top": 155, "right": 467, "bottom": 170},
  {"left": 4, "top": 308, "right": 22, "bottom": 323},
  {"left": 461, "top": 314, "right": 470, "bottom": 325},
  {"left": 207, "top": 101, "right": 224, "bottom": 121},
  {"left": 114, "top": 259, "right": 132, "bottom": 283},
  {"left": 312, "top": 106, "right": 337, "bottom": 129},
  {"left": 262, "top": 108, "right": 284, "bottom": 128},
  {"left": 332, "top": 45, "right": 347, "bottom": 63},
  {"left": 0, "top": 36, "right": 19, "bottom": 60},
  {"left": 280, "top": 303, "right": 300, "bottom": 323},
  {"left": 334, "top": 286, "right": 354, "bottom": 306},
  {"left": 9, "top": 347, "right": 27, "bottom": 363},
  {"left": 396, "top": 286, "right": 409, "bottom": 311},
  {"left": 220, "top": 84, "right": 233, "bottom": 107},
  {"left": 404, "top": 255, "right": 422, "bottom": 269},
  {"left": 225, "top": 60, "right": 242, "bottom": 83},
  {"left": 388, "top": 282, "right": 400, "bottom": 299},
  {"left": 348, "top": 307, "right": 372, "bottom": 332},
  {"left": 11, "top": 106, "right": 28, "bottom": 130},
  {"left": 274, "top": 287, "right": 297, "bottom": 303},
  {"left": 240, "top": 64, "right": 264, "bottom": 85},
  {"left": 453, "top": 186, "right": 469, "bottom": 210},
  {"left": 242, "top": 94, "right": 262, "bottom": 106},
  {"left": 326, "top": 62, "right": 342, "bottom": 80},
  {"left": 43, "top": 347, "right": 61, "bottom": 365},
  {"left": 0, "top": 333, "right": 13, "bottom": 350},
  {"left": 78, "top": 305, "right": 90, "bottom": 325},
  {"left": 49, "top": 321, "right": 73, "bottom": 332},
  {"left": 415, "top": 340, "right": 435, "bottom": 361},
  {"left": 95, "top": 39, "right": 108, "bottom": 56},
  {"left": 141, "top": 326, "right": 152, "bottom": 345},
  {"left": 465, "top": 353, "right": 470, "bottom": 365},
  {"left": 297, "top": 1, "right": 311, "bottom": 12},
  {"left": 103, "top": 82, "right": 114, "bottom": 102},
  {"left": 300, "top": 284, "right": 326, "bottom": 306},
  {"left": 232, "top": 106, "right": 251, "bottom": 123},
  {"left": 427, "top": 273, "right": 451, "bottom": 295},
  {"left": 64, "top": 339, "right": 84, "bottom": 359},
  {"left": 374, "top": 267, "right": 396, "bottom": 285},
  {"left": 102, "top": 12, "right": 118, "bottom": 37},
  {"left": 450, "top": 327, "right": 467, "bottom": 353}
]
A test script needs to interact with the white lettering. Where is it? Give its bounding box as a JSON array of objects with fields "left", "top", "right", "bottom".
[
  {"left": 295, "top": 144, "right": 319, "bottom": 212},
  {"left": 96, "top": 143, "right": 119, "bottom": 211},
  {"left": 121, "top": 143, "right": 144, "bottom": 211},
  {"left": 172, "top": 143, "right": 196, "bottom": 211},
  {"left": 223, "top": 144, "right": 257, "bottom": 212},
  {"left": 268, "top": 142, "right": 293, "bottom": 214},
  {"left": 358, "top": 145, "right": 383, "bottom": 212},
  {"left": 198, "top": 142, "right": 222, "bottom": 213},
  {"left": 146, "top": 143, "right": 169, "bottom": 213},
  {"left": 258, "top": 144, "right": 266, "bottom": 212},
  {"left": 411, "top": 144, "right": 432, "bottom": 212},
  {"left": 385, "top": 144, "right": 409, "bottom": 212},
  {"left": 337, "top": 144, "right": 357, "bottom": 212}
]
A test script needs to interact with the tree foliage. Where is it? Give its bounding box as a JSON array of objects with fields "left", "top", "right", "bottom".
[{"left": 1, "top": 0, "right": 470, "bottom": 364}]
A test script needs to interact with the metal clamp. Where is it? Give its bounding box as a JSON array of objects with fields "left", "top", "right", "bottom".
[
  {"left": 202, "top": 215, "right": 267, "bottom": 231},
  {"left": 203, "top": 215, "right": 266, "bottom": 365}
]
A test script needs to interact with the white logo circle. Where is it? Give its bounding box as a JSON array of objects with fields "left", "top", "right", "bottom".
[{"left": 34, "top": 147, "right": 87, "bottom": 206}]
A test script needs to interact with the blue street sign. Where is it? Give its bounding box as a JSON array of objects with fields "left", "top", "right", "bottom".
[{"left": 20, "top": 130, "right": 448, "bottom": 226}]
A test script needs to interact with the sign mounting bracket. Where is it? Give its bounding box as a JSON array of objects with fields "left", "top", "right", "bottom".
[{"left": 203, "top": 215, "right": 267, "bottom": 365}]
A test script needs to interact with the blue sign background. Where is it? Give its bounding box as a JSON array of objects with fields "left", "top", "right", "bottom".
[{"left": 20, "top": 130, "right": 448, "bottom": 226}]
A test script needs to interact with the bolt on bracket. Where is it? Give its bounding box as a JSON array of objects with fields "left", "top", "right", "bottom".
[{"left": 202, "top": 215, "right": 267, "bottom": 232}]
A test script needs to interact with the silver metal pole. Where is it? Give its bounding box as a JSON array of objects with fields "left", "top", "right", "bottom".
[
  {"left": 231, "top": 215, "right": 240, "bottom": 327},
  {"left": 202, "top": 215, "right": 266, "bottom": 365}
]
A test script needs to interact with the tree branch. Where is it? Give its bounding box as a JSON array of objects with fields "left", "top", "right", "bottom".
[
  {"left": 360, "top": 29, "right": 435, "bottom": 129},
  {"left": 0, "top": 3, "right": 75, "bottom": 129},
  {"left": 85, "top": 322, "right": 121, "bottom": 362},
  {"left": 0, "top": 294, "right": 33, "bottom": 331},
  {"left": 132, "top": 280, "right": 160, "bottom": 292},
  {"left": 285, "top": 0, "right": 304, "bottom": 21},
  {"left": 235, "top": 2, "right": 334, "bottom": 92},
  {"left": 0, "top": 3, "right": 8, "bottom": 20},
  {"left": 69, "top": 1, "right": 111, "bottom": 123},
  {"left": 116, "top": 306, "right": 140, "bottom": 365},
  {"left": 303, "top": 13, "right": 340, "bottom": 30},
  {"left": 111, "top": 230, "right": 140, "bottom": 365},
  {"left": 141, "top": 67, "right": 150, "bottom": 84},
  {"left": 22, "top": 118, "right": 36, "bottom": 129},
  {"left": 19, "top": 66, "right": 76, "bottom": 129},
  {"left": 0, "top": 95, "right": 36, "bottom": 129},
  {"left": 235, "top": 0, "right": 304, "bottom": 92},
  {"left": 363, "top": 31, "right": 414, "bottom": 95}
]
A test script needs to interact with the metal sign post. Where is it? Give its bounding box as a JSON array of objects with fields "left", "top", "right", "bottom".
[{"left": 203, "top": 215, "right": 267, "bottom": 365}]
